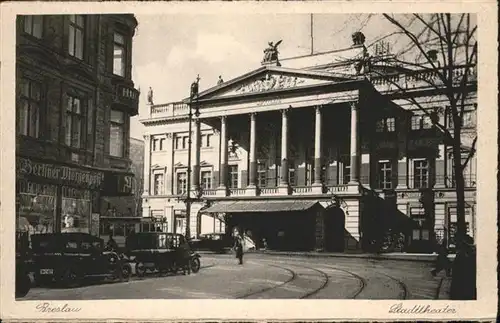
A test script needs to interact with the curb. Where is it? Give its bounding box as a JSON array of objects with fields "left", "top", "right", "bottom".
[{"left": 246, "top": 251, "right": 456, "bottom": 263}]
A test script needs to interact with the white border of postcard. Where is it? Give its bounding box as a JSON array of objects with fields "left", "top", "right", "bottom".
[{"left": 1, "top": 1, "right": 498, "bottom": 321}]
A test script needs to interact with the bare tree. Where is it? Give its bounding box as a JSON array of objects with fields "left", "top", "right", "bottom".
[{"left": 368, "top": 14, "right": 477, "bottom": 246}]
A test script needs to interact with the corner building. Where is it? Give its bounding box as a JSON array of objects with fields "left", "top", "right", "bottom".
[
  {"left": 141, "top": 34, "right": 477, "bottom": 253},
  {"left": 16, "top": 14, "right": 139, "bottom": 239}
]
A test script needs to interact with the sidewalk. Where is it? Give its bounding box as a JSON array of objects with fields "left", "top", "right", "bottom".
[{"left": 238, "top": 249, "right": 457, "bottom": 263}]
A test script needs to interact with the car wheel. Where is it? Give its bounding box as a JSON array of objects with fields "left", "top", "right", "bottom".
[
  {"left": 121, "top": 264, "right": 131, "bottom": 282},
  {"left": 62, "top": 268, "right": 81, "bottom": 288},
  {"left": 135, "top": 262, "right": 146, "bottom": 277},
  {"left": 191, "top": 258, "right": 200, "bottom": 273},
  {"left": 16, "top": 273, "right": 31, "bottom": 298}
]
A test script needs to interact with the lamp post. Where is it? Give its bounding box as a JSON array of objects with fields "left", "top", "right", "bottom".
[{"left": 185, "top": 75, "right": 201, "bottom": 239}]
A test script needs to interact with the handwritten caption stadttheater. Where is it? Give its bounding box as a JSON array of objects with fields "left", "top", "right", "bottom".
[
  {"left": 389, "top": 303, "right": 456, "bottom": 314},
  {"left": 36, "top": 302, "right": 82, "bottom": 313}
]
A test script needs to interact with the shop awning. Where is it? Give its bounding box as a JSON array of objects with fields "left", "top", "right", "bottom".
[{"left": 202, "top": 200, "right": 320, "bottom": 213}]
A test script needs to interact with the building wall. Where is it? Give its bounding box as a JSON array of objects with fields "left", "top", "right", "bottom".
[{"left": 16, "top": 14, "right": 139, "bottom": 239}]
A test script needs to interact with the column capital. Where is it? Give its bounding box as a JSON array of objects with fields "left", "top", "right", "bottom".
[
  {"left": 220, "top": 115, "right": 227, "bottom": 121},
  {"left": 250, "top": 112, "right": 257, "bottom": 118},
  {"left": 350, "top": 101, "right": 359, "bottom": 111},
  {"left": 165, "top": 133, "right": 173, "bottom": 139},
  {"left": 282, "top": 105, "right": 292, "bottom": 115},
  {"left": 315, "top": 105, "right": 323, "bottom": 112},
  {"left": 143, "top": 134, "right": 150, "bottom": 141}
]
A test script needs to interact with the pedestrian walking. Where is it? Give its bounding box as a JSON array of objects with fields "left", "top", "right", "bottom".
[
  {"left": 431, "top": 235, "right": 451, "bottom": 277},
  {"left": 234, "top": 234, "right": 244, "bottom": 265}
]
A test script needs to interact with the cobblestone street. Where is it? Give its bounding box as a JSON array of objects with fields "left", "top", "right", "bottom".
[{"left": 21, "top": 254, "right": 448, "bottom": 300}]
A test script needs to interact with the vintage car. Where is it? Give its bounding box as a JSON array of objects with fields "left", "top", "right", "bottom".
[
  {"left": 126, "top": 232, "right": 201, "bottom": 276},
  {"left": 31, "top": 233, "right": 131, "bottom": 287},
  {"left": 190, "top": 233, "right": 233, "bottom": 253},
  {"left": 16, "top": 232, "right": 33, "bottom": 298}
]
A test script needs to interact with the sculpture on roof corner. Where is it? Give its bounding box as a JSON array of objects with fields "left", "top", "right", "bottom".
[
  {"left": 147, "top": 87, "right": 154, "bottom": 105},
  {"left": 351, "top": 32, "right": 366, "bottom": 47},
  {"left": 262, "top": 40, "right": 282, "bottom": 66}
]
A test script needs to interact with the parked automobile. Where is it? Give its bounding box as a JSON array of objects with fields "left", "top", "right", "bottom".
[
  {"left": 16, "top": 251, "right": 32, "bottom": 298},
  {"left": 190, "top": 233, "right": 233, "bottom": 253},
  {"left": 31, "top": 233, "right": 131, "bottom": 287},
  {"left": 126, "top": 232, "right": 201, "bottom": 276}
]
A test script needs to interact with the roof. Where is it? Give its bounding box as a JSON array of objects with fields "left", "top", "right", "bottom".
[{"left": 202, "top": 200, "right": 321, "bottom": 213}]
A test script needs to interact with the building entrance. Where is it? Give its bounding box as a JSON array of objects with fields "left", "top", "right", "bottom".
[
  {"left": 324, "top": 207, "right": 346, "bottom": 252},
  {"left": 228, "top": 211, "right": 316, "bottom": 251}
]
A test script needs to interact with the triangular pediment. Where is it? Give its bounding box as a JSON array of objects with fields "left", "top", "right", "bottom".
[{"left": 196, "top": 66, "right": 354, "bottom": 101}]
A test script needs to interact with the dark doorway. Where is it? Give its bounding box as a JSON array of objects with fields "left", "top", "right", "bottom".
[{"left": 324, "top": 207, "right": 346, "bottom": 252}]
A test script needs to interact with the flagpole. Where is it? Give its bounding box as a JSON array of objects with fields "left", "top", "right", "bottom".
[{"left": 310, "top": 14, "right": 314, "bottom": 55}]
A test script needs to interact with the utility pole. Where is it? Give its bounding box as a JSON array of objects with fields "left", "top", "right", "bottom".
[
  {"left": 185, "top": 75, "right": 200, "bottom": 239},
  {"left": 310, "top": 14, "right": 314, "bottom": 55}
]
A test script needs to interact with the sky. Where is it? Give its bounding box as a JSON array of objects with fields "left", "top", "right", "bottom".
[{"left": 128, "top": 13, "right": 453, "bottom": 139}]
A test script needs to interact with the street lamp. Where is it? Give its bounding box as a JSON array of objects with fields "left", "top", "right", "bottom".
[{"left": 185, "top": 75, "right": 201, "bottom": 239}]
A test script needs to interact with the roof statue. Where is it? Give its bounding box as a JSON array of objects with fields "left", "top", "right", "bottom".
[
  {"left": 351, "top": 31, "right": 366, "bottom": 47},
  {"left": 262, "top": 40, "right": 282, "bottom": 65},
  {"left": 217, "top": 75, "right": 224, "bottom": 85},
  {"left": 147, "top": 87, "right": 154, "bottom": 105}
]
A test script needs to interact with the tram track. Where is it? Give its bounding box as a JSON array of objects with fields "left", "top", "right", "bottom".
[
  {"left": 243, "top": 258, "right": 412, "bottom": 300},
  {"left": 237, "top": 261, "right": 331, "bottom": 299}
]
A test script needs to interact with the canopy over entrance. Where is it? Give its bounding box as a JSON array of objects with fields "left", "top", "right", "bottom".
[{"left": 202, "top": 200, "right": 320, "bottom": 213}]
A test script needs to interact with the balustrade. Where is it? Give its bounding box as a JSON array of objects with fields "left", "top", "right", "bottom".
[
  {"left": 202, "top": 188, "right": 218, "bottom": 196},
  {"left": 229, "top": 188, "right": 247, "bottom": 196},
  {"left": 150, "top": 102, "right": 189, "bottom": 117},
  {"left": 260, "top": 187, "right": 279, "bottom": 195}
]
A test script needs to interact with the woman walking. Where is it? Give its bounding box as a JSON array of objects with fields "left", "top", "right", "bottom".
[{"left": 234, "top": 234, "right": 244, "bottom": 265}]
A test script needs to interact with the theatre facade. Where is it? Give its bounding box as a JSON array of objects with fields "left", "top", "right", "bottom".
[{"left": 140, "top": 34, "right": 477, "bottom": 253}]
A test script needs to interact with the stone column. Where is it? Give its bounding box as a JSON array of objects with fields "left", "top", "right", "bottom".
[
  {"left": 279, "top": 108, "right": 289, "bottom": 192},
  {"left": 312, "top": 106, "right": 323, "bottom": 193},
  {"left": 218, "top": 116, "right": 228, "bottom": 194},
  {"left": 247, "top": 113, "right": 257, "bottom": 195},
  {"left": 191, "top": 119, "right": 201, "bottom": 191},
  {"left": 349, "top": 102, "right": 360, "bottom": 184},
  {"left": 143, "top": 134, "right": 151, "bottom": 195}
]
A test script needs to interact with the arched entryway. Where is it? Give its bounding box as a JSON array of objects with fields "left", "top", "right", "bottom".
[{"left": 324, "top": 207, "right": 346, "bottom": 252}]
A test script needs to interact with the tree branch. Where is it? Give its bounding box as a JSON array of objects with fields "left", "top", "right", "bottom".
[
  {"left": 384, "top": 14, "right": 448, "bottom": 86},
  {"left": 461, "top": 135, "right": 477, "bottom": 171},
  {"left": 370, "top": 69, "right": 453, "bottom": 141},
  {"left": 413, "top": 14, "right": 447, "bottom": 42}
]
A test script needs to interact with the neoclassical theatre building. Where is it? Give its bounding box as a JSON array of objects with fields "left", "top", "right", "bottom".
[{"left": 140, "top": 33, "right": 477, "bottom": 253}]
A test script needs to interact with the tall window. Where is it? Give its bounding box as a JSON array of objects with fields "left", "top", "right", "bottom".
[
  {"left": 153, "top": 173, "right": 164, "bottom": 195},
  {"left": 182, "top": 137, "right": 188, "bottom": 149},
  {"left": 23, "top": 16, "right": 43, "bottom": 38},
  {"left": 228, "top": 165, "right": 238, "bottom": 189},
  {"left": 342, "top": 163, "right": 351, "bottom": 184},
  {"left": 18, "top": 78, "right": 41, "bottom": 138},
  {"left": 176, "top": 172, "right": 187, "bottom": 195},
  {"left": 410, "top": 207, "right": 429, "bottom": 241},
  {"left": 413, "top": 159, "right": 429, "bottom": 188},
  {"left": 65, "top": 95, "right": 83, "bottom": 148},
  {"left": 109, "top": 110, "right": 125, "bottom": 157},
  {"left": 257, "top": 162, "right": 267, "bottom": 187},
  {"left": 376, "top": 117, "right": 396, "bottom": 132},
  {"left": 411, "top": 115, "right": 433, "bottom": 130},
  {"left": 448, "top": 106, "right": 477, "bottom": 129},
  {"left": 378, "top": 160, "right": 392, "bottom": 189},
  {"left": 113, "top": 32, "right": 126, "bottom": 77},
  {"left": 68, "top": 15, "right": 84, "bottom": 60},
  {"left": 201, "top": 171, "right": 212, "bottom": 190},
  {"left": 289, "top": 161, "right": 296, "bottom": 186}
]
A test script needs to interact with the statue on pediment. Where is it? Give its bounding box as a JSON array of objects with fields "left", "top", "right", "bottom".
[
  {"left": 147, "top": 87, "right": 154, "bottom": 105},
  {"left": 262, "top": 40, "right": 282, "bottom": 63},
  {"left": 351, "top": 32, "right": 366, "bottom": 47}
]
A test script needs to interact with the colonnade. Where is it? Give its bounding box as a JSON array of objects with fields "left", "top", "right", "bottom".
[{"left": 188, "top": 102, "right": 361, "bottom": 193}]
